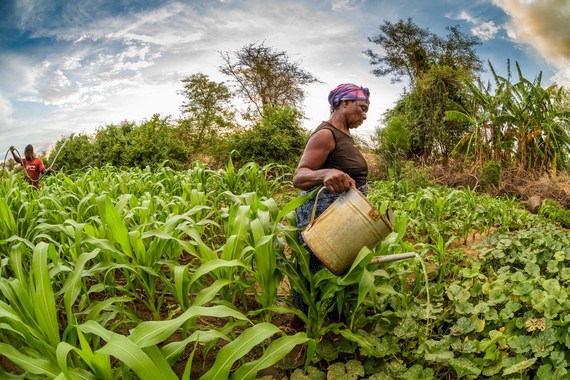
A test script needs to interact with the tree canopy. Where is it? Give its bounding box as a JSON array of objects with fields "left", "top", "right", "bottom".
[
  {"left": 178, "top": 73, "right": 237, "bottom": 153},
  {"left": 218, "top": 41, "right": 321, "bottom": 120},
  {"left": 364, "top": 18, "right": 482, "bottom": 87},
  {"left": 368, "top": 18, "right": 483, "bottom": 163}
]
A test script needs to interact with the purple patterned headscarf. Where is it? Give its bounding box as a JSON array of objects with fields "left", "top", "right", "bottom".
[{"left": 328, "top": 83, "right": 370, "bottom": 113}]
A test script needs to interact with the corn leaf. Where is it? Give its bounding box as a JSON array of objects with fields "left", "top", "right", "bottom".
[
  {"left": 97, "top": 195, "right": 133, "bottom": 258},
  {"left": 189, "top": 258, "right": 247, "bottom": 287},
  {"left": 0, "top": 342, "right": 60, "bottom": 377},
  {"left": 129, "top": 305, "right": 248, "bottom": 347},
  {"left": 162, "top": 329, "right": 229, "bottom": 364},
  {"left": 31, "top": 242, "right": 60, "bottom": 348},
  {"left": 193, "top": 278, "right": 232, "bottom": 306},
  {"left": 96, "top": 333, "right": 177, "bottom": 380},
  {"left": 231, "top": 333, "right": 312, "bottom": 380},
  {"left": 200, "top": 322, "right": 281, "bottom": 380}
]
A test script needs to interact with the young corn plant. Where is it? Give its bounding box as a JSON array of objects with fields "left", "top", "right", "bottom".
[{"left": 0, "top": 242, "right": 62, "bottom": 378}]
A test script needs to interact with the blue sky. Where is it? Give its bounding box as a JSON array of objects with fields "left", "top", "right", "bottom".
[{"left": 0, "top": 0, "right": 566, "bottom": 155}]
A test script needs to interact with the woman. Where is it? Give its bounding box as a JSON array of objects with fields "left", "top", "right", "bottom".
[
  {"left": 293, "top": 83, "right": 370, "bottom": 247},
  {"left": 290, "top": 83, "right": 370, "bottom": 326}
]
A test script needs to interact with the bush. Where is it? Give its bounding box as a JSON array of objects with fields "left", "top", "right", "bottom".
[
  {"left": 539, "top": 199, "right": 570, "bottom": 228},
  {"left": 51, "top": 115, "right": 189, "bottom": 171},
  {"left": 482, "top": 160, "right": 501, "bottom": 187},
  {"left": 375, "top": 116, "right": 411, "bottom": 164},
  {"left": 222, "top": 106, "right": 308, "bottom": 167},
  {"left": 398, "top": 161, "right": 432, "bottom": 190}
]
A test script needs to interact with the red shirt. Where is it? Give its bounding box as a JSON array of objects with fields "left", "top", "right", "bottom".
[{"left": 22, "top": 157, "right": 45, "bottom": 188}]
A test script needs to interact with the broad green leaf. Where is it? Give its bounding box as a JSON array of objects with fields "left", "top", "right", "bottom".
[
  {"left": 56, "top": 341, "right": 98, "bottom": 380},
  {"left": 450, "top": 357, "right": 481, "bottom": 378},
  {"left": 31, "top": 242, "right": 60, "bottom": 348},
  {"left": 0, "top": 342, "right": 59, "bottom": 377},
  {"left": 97, "top": 195, "right": 133, "bottom": 258},
  {"left": 334, "top": 328, "right": 379, "bottom": 357},
  {"left": 275, "top": 187, "right": 321, "bottom": 226},
  {"left": 200, "top": 322, "right": 281, "bottom": 380},
  {"left": 193, "top": 278, "right": 233, "bottom": 306},
  {"left": 162, "top": 329, "right": 229, "bottom": 364},
  {"left": 503, "top": 358, "right": 537, "bottom": 376},
  {"left": 231, "top": 333, "right": 312, "bottom": 380},
  {"left": 97, "top": 334, "right": 177, "bottom": 380},
  {"left": 129, "top": 305, "right": 248, "bottom": 347},
  {"left": 189, "top": 258, "right": 247, "bottom": 287}
]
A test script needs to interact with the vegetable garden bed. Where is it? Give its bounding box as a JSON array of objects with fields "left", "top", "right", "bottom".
[{"left": 1, "top": 162, "right": 569, "bottom": 379}]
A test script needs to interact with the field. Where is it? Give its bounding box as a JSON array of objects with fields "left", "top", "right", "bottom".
[{"left": 1, "top": 161, "right": 570, "bottom": 379}]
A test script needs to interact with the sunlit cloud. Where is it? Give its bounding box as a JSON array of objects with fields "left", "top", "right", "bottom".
[
  {"left": 471, "top": 21, "right": 500, "bottom": 41},
  {"left": 492, "top": 0, "right": 570, "bottom": 85},
  {"left": 448, "top": 10, "right": 501, "bottom": 41}
]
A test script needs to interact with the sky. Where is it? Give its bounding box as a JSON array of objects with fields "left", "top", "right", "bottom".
[{"left": 0, "top": 0, "right": 568, "bottom": 156}]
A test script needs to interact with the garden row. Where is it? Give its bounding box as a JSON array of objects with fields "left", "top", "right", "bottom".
[{"left": 0, "top": 162, "right": 569, "bottom": 379}]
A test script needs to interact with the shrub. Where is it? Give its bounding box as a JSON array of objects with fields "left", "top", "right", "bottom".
[
  {"left": 482, "top": 160, "right": 501, "bottom": 187},
  {"left": 398, "top": 161, "right": 432, "bottom": 190},
  {"left": 539, "top": 199, "right": 570, "bottom": 228},
  {"left": 223, "top": 106, "right": 308, "bottom": 167}
]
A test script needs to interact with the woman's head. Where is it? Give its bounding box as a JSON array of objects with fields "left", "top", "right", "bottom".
[{"left": 328, "top": 83, "right": 370, "bottom": 113}]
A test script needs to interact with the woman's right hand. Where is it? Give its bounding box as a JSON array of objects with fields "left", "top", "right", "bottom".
[{"left": 322, "top": 169, "right": 355, "bottom": 193}]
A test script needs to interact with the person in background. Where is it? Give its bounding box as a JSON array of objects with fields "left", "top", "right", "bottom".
[
  {"left": 9, "top": 144, "right": 51, "bottom": 189},
  {"left": 290, "top": 83, "right": 371, "bottom": 329}
]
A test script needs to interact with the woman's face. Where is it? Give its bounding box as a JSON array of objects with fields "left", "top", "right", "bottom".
[{"left": 344, "top": 100, "right": 369, "bottom": 129}]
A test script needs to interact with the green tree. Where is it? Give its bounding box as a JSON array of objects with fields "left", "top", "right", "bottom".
[
  {"left": 412, "top": 64, "right": 472, "bottom": 162},
  {"left": 218, "top": 41, "right": 321, "bottom": 120},
  {"left": 178, "top": 73, "right": 237, "bottom": 154},
  {"left": 125, "top": 114, "right": 189, "bottom": 169},
  {"left": 366, "top": 18, "right": 481, "bottom": 162},
  {"left": 92, "top": 121, "right": 135, "bottom": 167},
  {"left": 49, "top": 134, "right": 96, "bottom": 171},
  {"left": 364, "top": 18, "right": 482, "bottom": 87},
  {"left": 447, "top": 61, "right": 570, "bottom": 173},
  {"left": 364, "top": 18, "right": 433, "bottom": 86},
  {"left": 224, "top": 106, "right": 308, "bottom": 167}
]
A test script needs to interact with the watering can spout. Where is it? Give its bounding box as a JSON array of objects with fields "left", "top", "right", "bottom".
[{"left": 369, "top": 252, "right": 418, "bottom": 264}]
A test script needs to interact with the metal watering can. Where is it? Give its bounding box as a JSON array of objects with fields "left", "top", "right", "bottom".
[{"left": 302, "top": 186, "right": 409, "bottom": 275}]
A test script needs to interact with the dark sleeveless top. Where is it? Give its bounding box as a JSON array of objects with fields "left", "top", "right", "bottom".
[{"left": 314, "top": 122, "right": 368, "bottom": 187}]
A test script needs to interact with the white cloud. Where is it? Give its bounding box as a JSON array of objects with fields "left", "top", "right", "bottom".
[
  {"left": 61, "top": 56, "right": 82, "bottom": 70},
  {"left": 1, "top": 0, "right": 402, "bottom": 151},
  {"left": 331, "top": 0, "right": 366, "bottom": 11},
  {"left": 471, "top": 21, "right": 500, "bottom": 41},
  {"left": 0, "top": 94, "right": 13, "bottom": 122},
  {"left": 454, "top": 10, "right": 477, "bottom": 23},
  {"left": 448, "top": 10, "right": 501, "bottom": 41},
  {"left": 492, "top": 0, "right": 570, "bottom": 86},
  {"left": 0, "top": 54, "right": 38, "bottom": 94}
]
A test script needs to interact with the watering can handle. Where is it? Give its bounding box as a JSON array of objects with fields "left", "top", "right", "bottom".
[
  {"left": 308, "top": 184, "right": 356, "bottom": 227},
  {"left": 308, "top": 186, "right": 327, "bottom": 227}
]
